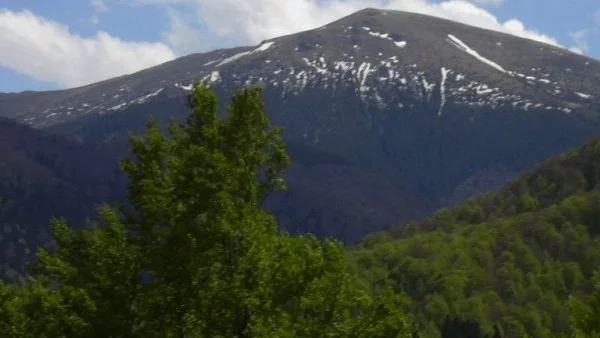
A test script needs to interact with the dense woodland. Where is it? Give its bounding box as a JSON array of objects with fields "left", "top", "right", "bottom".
[
  {"left": 352, "top": 137, "right": 600, "bottom": 336},
  {"left": 1, "top": 85, "right": 600, "bottom": 337}
]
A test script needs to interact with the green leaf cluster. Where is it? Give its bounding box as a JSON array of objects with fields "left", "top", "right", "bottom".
[
  {"left": 354, "top": 138, "right": 600, "bottom": 337},
  {"left": 0, "top": 85, "right": 413, "bottom": 337}
]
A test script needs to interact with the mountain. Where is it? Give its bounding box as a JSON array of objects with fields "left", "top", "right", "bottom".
[
  {"left": 0, "top": 117, "right": 431, "bottom": 248},
  {"left": 0, "top": 117, "right": 129, "bottom": 281},
  {"left": 0, "top": 118, "right": 125, "bottom": 223},
  {"left": 3, "top": 9, "right": 599, "bottom": 126},
  {"left": 353, "top": 137, "right": 600, "bottom": 337},
  {"left": 2, "top": 8, "right": 600, "bottom": 243}
]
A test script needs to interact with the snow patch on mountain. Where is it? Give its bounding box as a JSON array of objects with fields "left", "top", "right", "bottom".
[
  {"left": 254, "top": 41, "right": 275, "bottom": 53},
  {"left": 175, "top": 83, "right": 193, "bottom": 91},
  {"left": 357, "top": 62, "right": 374, "bottom": 93},
  {"left": 107, "top": 102, "right": 127, "bottom": 111},
  {"left": 131, "top": 88, "right": 164, "bottom": 105},
  {"left": 209, "top": 71, "right": 220, "bottom": 82},
  {"left": 303, "top": 57, "right": 329, "bottom": 75},
  {"left": 575, "top": 92, "right": 592, "bottom": 99},
  {"left": 438, "top": 67, "right": 450, "bottom": 116},
  {"left": 217, "top": 51, "right": 251, "bottom": 67},
  {"left": 217, "top": 41, "right": 275, "bottom": 67},
  {"left": 362, "top": 27, "right": 407, "bottom": 49},
  {"left": 16, "top": 36, "right": 590, "bottom": 128},
  {"left": 447, "top": 34, "right": 508, "bottom": 74},
  {"left": 422, "top": 77, "right": 436, "bottom": 101},
  {"left": 475, "top": 84, "right": 494, "bottom": 95}
]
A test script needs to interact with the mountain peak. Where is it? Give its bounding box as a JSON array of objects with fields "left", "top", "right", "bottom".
[
  {"left": 1, "top": 8, "right": 599, "bottom": 128},
  {"left": 2, "top": 5, "right": 600, "bottom": 258}
]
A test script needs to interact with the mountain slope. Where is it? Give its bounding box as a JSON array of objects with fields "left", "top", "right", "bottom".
[
  {"left": 2, "top": 8, "right": 600, "bottom": 242},
  {"left": 0, "top": 118, "right": 125, "bottom": 223},
  {"left": 2, "top": 8, "right": 599, "bottom": 126},
  {"left": 388, "top": 136, "right": 600, "bottom": 237},
  {"left": 0, "top": 117, "right": 430, "bottom": 253},
  {"left": 353, "top": 137, "right": 600, "bottom": 337},
  {"left": 0, "top": 117, "right": 129, "bottom": 281}
]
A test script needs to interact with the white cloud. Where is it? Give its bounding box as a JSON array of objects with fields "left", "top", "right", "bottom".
[
  {"left": 0, "top": 9, "right": 176, "bottom": 89},
  {"left": 1, "top": 1, "right": 585, "bottom": 91},
  {"left": 89, "top": 0, "right": 109, "bottom": 24},
  {"left": 90, "top": 0, "right": 109, "bottom": 13},
  {"left": 568, "top": 8, "right": 600, "bottom": 56},
  {"left": 139, "top": 0, "right": 562, "bottom": 54},
  {"left": 465, "top": 0, "right": 504, "bottom": 5},
  {"left": 569, "top": 29, "right": 589, "bottom": 55},
  {"left": 161, "top": 7, "right": 206, "bottom": 54},
  {"left": 569, "top": 47, "right": 584, "bottom": 55}
]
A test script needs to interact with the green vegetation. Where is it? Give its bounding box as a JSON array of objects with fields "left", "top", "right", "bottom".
[
  {"left": 353, "top": 138, "right": 600, "bottom": 337},
  {"left": 568, "top": 273, "right": 600, "bottom": 337},
  {"left": 0, "top": 85, "right": 413, "bottom": 337},
  {"left": 2, "top": 84, "right": 600, "bottom": 337}
]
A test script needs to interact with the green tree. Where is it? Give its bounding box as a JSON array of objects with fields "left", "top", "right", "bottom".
[
  {"left": 570, "top": 273, "right": 600, "bottom": 337},
  {"left": 0, "top": 207, "right": 138, "bottom": 338},
  {"left": 0, "top": 84, "right": 414, "bottom": 337}
]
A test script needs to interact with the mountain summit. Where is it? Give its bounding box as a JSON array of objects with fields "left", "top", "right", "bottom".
[
  {"left": 2, "top": 8, "right": 600, "bottom": 242},
  {"left": 2, "top": 8, "right": 598, "bottom": 127}
]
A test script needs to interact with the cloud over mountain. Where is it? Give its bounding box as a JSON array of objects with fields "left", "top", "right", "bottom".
[
  {"left": 145, "top": 0, "right": 561, "bottom": 53},
  {"left": 0, "top": 9, "right": 176, "bottom": 90},
  {"left": 0, "top": 1, "right": 582, "bottom": 90}
]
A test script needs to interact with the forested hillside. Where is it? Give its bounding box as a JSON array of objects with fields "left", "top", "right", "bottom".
[
  {"left": 1, "top": 85, "right": 600, "bottom": 337},
  {"left": 0, "top": 86, "right": 415, "bottom": 337},
  {"left": 0, "top": 112, "right": 432, "bottom": 253},
  {"left": 352, "top": 138, "right": 600, "bottom": 337},
  {"left": 0, "top": 118, "right": 127, "bottom": 281},
  {"left": 0, "top": 118, "right": 126, "bottom": 225}
]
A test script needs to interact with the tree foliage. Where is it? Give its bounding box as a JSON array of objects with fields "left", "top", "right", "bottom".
[
  {"left": 569, "top": 272, "right": 600, "bottom": 337},
  {"left": 5, "top": 84, "right": 600, "bottom": 337},
  {"left": 0, "top": 85, "right": 414, "bottom": 337},
  {"left": 354, "top": 138, "right": 600, "bottom": 337}
]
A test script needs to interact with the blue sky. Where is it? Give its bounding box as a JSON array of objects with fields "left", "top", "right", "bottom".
[{"left": 1, "top": 0, "right": 599, "bottom": 93}]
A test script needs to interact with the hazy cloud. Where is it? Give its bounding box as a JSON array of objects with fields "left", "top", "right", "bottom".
[
  {"left": 1, "top": 0, "right": 587, "bottom": 90},
  {"left": 90, "top": 0, "right": 109, "bottom": 13},
  {"left": 161, "top": 7, "right": 206, "bottom": 54},
  {"left": 465, "top": 0, "right": 504, "bottom": 5},
  {"left": 89, "top": 0, "right": 109, "bottom": 24},
  {"left": 137, "top": 0, "right": 561, "bottom": 54},
  {"left": 569, "top": 29, "right": 589, "bottom": 55},
  {"left": 0, "top": 9, "right": 176, "bottom": 89},
  {"left": 568, "top": 8, "right": 600, "bottom": 55}
]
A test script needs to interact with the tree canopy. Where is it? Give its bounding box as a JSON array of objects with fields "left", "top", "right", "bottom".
[
  {"left": 0, "top": 85, "right": 414, "bottom": 337},
  {"left": 3, "top": 84, "right": 600, "bottom": 337}
]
